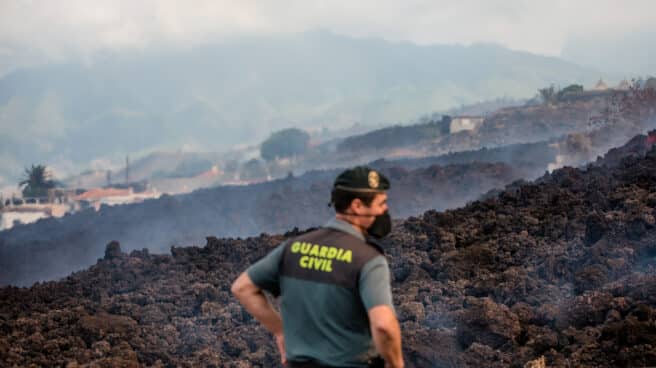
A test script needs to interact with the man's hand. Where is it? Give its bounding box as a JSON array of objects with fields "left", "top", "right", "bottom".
[{"left": 275, "top": 332, "right": 287, "bottom": 365}]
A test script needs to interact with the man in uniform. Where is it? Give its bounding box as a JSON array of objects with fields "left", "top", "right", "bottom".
[{"left": 231, "top": 166, "right": 403, "bottom": 368}]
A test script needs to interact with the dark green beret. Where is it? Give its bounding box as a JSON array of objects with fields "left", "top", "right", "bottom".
[{"left": 333, "top": 166, "right": 390, "bottom": 193}]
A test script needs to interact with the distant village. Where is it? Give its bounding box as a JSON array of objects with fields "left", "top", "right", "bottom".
[
  {"left": 0, "top": 161, "right": 160, "bottom": 231},
  {"left": 0, "top": 78, "right": 643, "bottom": 231}
]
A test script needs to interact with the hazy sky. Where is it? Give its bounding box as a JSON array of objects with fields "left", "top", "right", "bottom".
[{"left": 1, "top": 0, "right": 654, "bottom": 75}]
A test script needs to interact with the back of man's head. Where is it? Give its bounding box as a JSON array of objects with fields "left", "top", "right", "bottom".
[{"left": 330, "top": 166, "right": 390, "bottom": 213}]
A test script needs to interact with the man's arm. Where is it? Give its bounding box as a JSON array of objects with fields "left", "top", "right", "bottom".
[
  {"left": 359, "top": 255, "right": 404, "bottom": 367},
  {"left": 231, "top": 272, "right": 286, "bottom": 364},
  {"left": 368, "top": 305, "right": 403, "bottom": 368}
]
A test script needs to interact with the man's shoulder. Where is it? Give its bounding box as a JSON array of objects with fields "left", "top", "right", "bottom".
[
  {"left": 364, "top": 237, "right": 385, "bottom": 255},
  {"left": 291, "top": 226, "right": 364, "bottom": 247}
]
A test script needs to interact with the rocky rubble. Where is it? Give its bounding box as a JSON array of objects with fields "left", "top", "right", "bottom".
[
  {"left": 5, "top": 84, "right": 655, "bottom": 289},
  {"left": 1, "top": 158, "right": 529, "bottom": 287},
  {"left": 1, "top": 132, "right": 656, "bottom": 367}
]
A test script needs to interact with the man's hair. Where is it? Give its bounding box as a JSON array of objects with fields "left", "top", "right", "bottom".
[{"left": 331, "top": 188, "right": 376, "bottom": 214}]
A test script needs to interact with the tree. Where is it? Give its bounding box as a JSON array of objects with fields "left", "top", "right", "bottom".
[
  {"left": 591, "top": 78, "right": 656, "bottom": 129},
  {"left": 558, "top": 84, "right": 584, "bottom": 99},
  {"left": 260, "top": 128, "right": 310, "bottom": 161},
  {"left": 19, "top": 164, "right": 56, "bottom": 198},
  {"left": 538, "top": 85, "right": 558, "bottom": 105}
]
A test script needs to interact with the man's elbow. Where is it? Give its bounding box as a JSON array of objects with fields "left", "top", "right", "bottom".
[
  {"left": 231, "top": 273, "right": 249, "bottom": 298},
  {"left": 369, "top": 305, "right": 399, "bottom": 335},
  {"left": 371, "top": 320, "right": 397, "bottom": 337},
  {"left": 230, "top": 280, "right": 240, "bottom": 297}
]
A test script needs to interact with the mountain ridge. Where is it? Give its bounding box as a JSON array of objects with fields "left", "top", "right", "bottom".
[{"left": 0, "top": 31, "right": 609, "bottom": 185}]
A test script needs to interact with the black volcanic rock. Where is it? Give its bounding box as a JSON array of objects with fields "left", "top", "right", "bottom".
[
  {"left": 0, "top": 158, "right": 529, "bottom": 287},
  {"left": 457, "top": 297, "right": 521, "bottom": 349},
  {"left": 104, "top": 241, "right": 123, "bottom": 260},
  {"left": 1, "top": 133, "right": 656, "bottom": 367}
]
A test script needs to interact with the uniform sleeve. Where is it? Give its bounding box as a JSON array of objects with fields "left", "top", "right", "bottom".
[
  {"left": 246, "top": 242, "right": 286, "bottom": 296},
  {"left": 358, "top": 255, "right": 394, "bottom": 311}
]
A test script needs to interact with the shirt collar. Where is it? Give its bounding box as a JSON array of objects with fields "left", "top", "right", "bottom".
[{"left": 323, "top": 217, "right": 365, "bottom": 241}]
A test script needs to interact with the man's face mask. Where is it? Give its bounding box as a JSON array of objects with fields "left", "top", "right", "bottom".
[{"left": 367, "top": 211, "right": 391, "bottom": 239}]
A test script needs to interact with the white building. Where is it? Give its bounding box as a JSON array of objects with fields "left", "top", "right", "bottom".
[
  {"left": 593, "top": 79, "right": 609, "bottom": 91},
  {"left": 449, "top": 116, "right": 485, "bottom": 134},
  {"left": 72, "top": 187, "right": 160, "bottom": 211},
  {"left": 0, "top": 203, "right": 69, "bottom": 230},
  {"left": 617, "top": 79, "right": 630, "bottom": 90}
]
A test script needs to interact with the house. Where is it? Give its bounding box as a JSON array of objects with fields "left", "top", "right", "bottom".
[
  {"left": 645, "top": 77, "right": 656, "bottom": 90},
  {"left": 593, "top": 78, "right": 608, "bottom": 91},
  {"left": 449, "top": 116, "right": 485, "bottom": 134},
  {"left": 0, "top": 199, "right": 70, "bottom": 230},
  {"left": 617, "top": 79, "right": 631, "bottom": 90},
  {"left": 72, "top": 187, "right": 160, "bottom": 211},
  {"left": 0, "top": 185, "right": 160, "bottom": 230}
]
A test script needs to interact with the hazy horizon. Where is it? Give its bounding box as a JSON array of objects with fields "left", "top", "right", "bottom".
[
  {"left": 0, "top": 1, "right": 653, "bottom": 194},
  {"left": 1, "top": 1, "right": 655, "bottom": 75}
]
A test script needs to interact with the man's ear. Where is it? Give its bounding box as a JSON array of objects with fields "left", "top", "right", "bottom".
[{"left": 350, "top": 197, "right": 364, "bottom": 214}]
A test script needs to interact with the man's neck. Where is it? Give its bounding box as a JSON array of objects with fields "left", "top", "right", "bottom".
[{"left": 335, "top": 214, "right": 367, "bottom": 235}]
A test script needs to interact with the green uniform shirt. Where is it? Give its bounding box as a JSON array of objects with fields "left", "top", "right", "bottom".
[{"left": 247, "top": 218, "right": 394, "bottom": 367}]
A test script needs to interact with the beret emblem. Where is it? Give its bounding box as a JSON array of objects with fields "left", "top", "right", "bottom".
[{"left": 368, "top": 171, "right": 380, "bottom": 189}]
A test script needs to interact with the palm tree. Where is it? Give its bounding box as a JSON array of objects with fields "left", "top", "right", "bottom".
[{"left": 19, "top": 164, "right": 55, "bottom": 198}]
